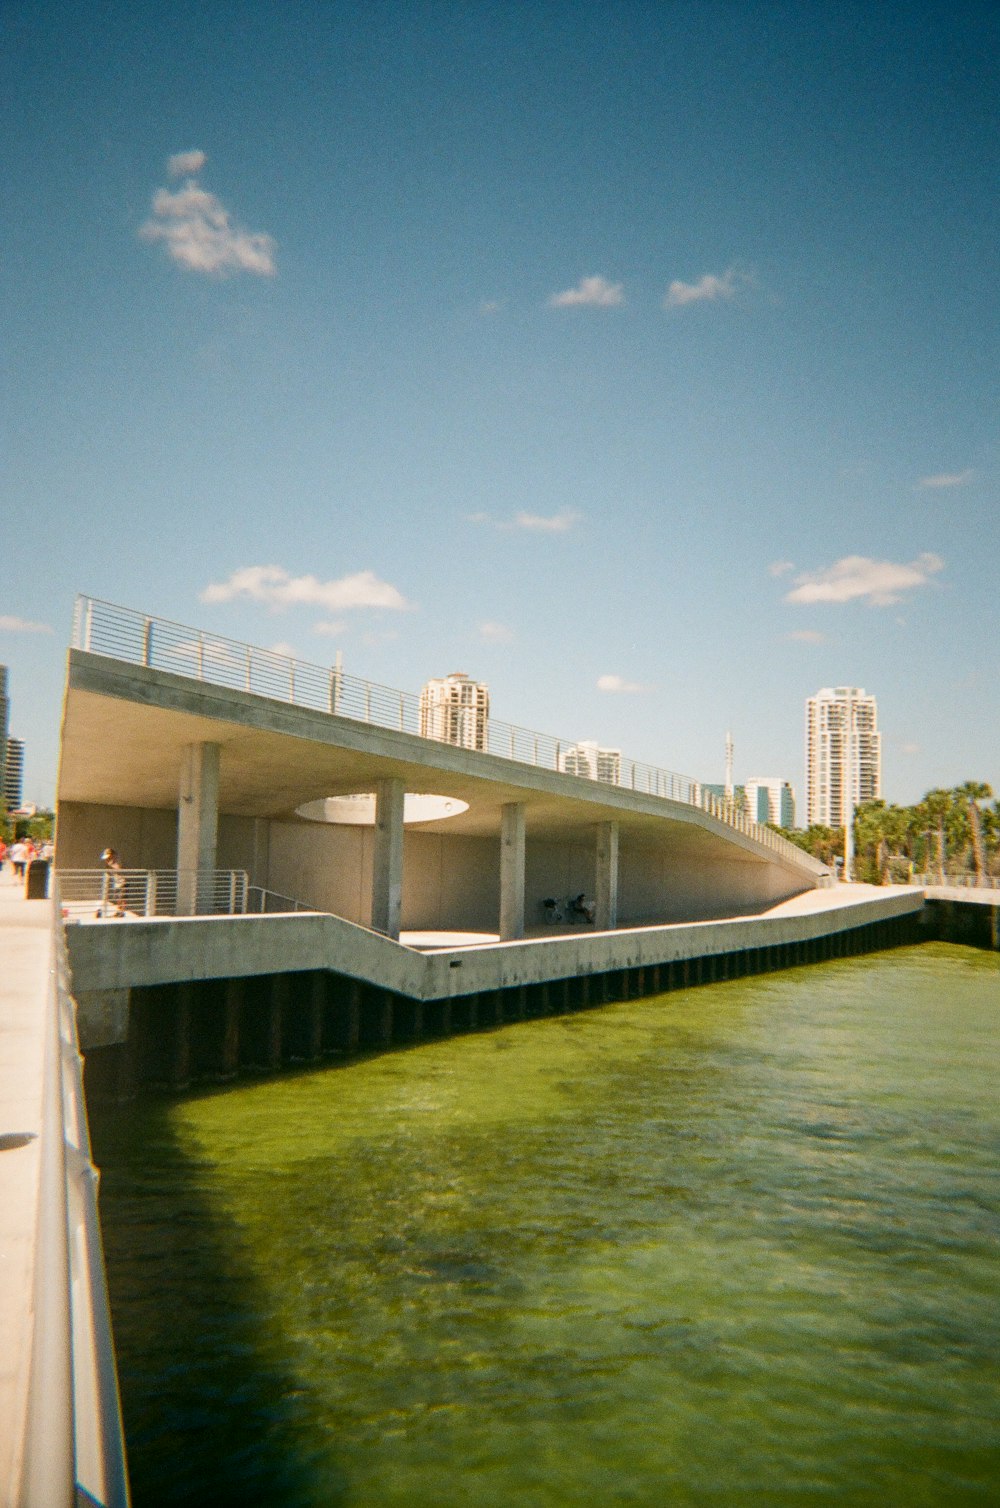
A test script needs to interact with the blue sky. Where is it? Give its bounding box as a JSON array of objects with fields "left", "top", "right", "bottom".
[{"left": 2, "top": 1, "right": 997, "bottom": 812}]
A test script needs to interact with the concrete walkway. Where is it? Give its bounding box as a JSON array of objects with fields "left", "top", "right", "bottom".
[{"left": 0, "top": 873, "right": 52, "bottom": 1503}]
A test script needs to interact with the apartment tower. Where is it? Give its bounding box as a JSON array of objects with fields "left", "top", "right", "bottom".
[
  {"left": 419, "top": 672, "right": 490, "bottom": 752},
  {"left": 805, "top": 687, "right": 881, "bottom": 828}
]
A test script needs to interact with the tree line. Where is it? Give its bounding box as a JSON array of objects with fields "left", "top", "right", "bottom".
[{"left": 774, "top": 782, "right": 997, "bottom": 885}]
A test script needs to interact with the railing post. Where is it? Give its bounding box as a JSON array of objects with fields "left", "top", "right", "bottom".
[
  {"left": 399, "top": 692, "right": 405, "bottom": 730},
  {"left": 84, "top": 597, "right": 94, "bottom": 653},
  {"left": 246, "top": 646, "right": 253, "bottom": 693},
  {"left": 197, "top": 634, "right": 204, "bottom": 680},
  {"left": 365, "top": 684, "right": 371, "bottom": 722},
  {"left": 289, "top": 660, "right": 295, "bottom": 704},
  {"left": 144, "top": 871, "right": 156, "bottom": 916},
  {"left": 142, "top": 617, "right": 153, "bottom": 667},
  {"left": 229, "top": 870, "right": 238, "bottom": 915}
]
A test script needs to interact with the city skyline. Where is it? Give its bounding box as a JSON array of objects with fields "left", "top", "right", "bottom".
[{"left": 2, "top": 3, "right": 997, "bottom": 809}]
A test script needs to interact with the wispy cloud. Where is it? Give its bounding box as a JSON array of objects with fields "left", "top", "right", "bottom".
[
  {"left": 140, "top": 153, "right": 276, "bottom": 277},
  {"left": 597, "top": 673, "right": 648, "bottom": 693},
  {"left": 901, "top": 742, "right": 920, "bottom": 755},
  {"left": 268, "top": 641, "right": 297, "bottom": 659},
  {"left": 479, "top": 621, "right": 515, "bottom": 643},
  {"left": 311, "top": 620, "right": 347, "bottom": 637},
  {"left": 917, "top": 469, "right": 975, "bottom": 489},
  {"left": 768, "top": 560, "right": 796, "bottom": 577},
  {"left": 0, "top": 615, "right": 52, "bottom": 634},
  {"left": 664, "top": 269, "right": 737, "bottom": 308},
  {"left": 549, "top": 275, "right": 624, "bottom": 308},
  {"left": 167, "top": 149, "right": 207, "bottom": 178},
  {"left": 785, "top": 629, "right": 826, "bottom": 644},
  {"left": 201, "top": 565, "right": 411, "bottom": 612},
  {"left": 468, "top": 509, "right": 581, "bottom": 534},
  {"left": 785, "top": 553, "right": 944, "bottom": 607}
]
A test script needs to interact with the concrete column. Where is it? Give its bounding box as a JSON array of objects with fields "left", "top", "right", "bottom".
[
  {"left": 594, "top": 821, "right": 619, "bottom": 931},
  {"left": 371, "top": 777, "right": 405, "bottom": 939},
  {"left": 499, "top": 802, "right": 526, "bottom": 940},
  {"left": 177, "top": 741, "right": 220, "bottom": 915}
]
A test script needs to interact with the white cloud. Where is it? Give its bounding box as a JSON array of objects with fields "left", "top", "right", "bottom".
[
  {"left": 268, "top": 641, "right": 297, "bottom": 658},
  {"left": 512, "top": 509, "right": 580, "bottom": 533},
  {"left": 597, "top": 673, "right": 647, "bottom": 693},
  {"left": 468, "top": 509, "right": 581, "bottom": 533},
  {"left": 311, "top": 620, "right": 347, "bottom": 637},
  {"left": 0, "top": 615, "right": 52, "bottom": 634},
  {"left": 768, "top": 559, "right": 796, "bottom": 577},
  {"left": 549, "top": 275, "right": 624, "bottom": 308},
  {"left": 168, "top": 149, "right": 207, "bottom": 178},
  {"left": 785, "top": 629, "right": 826, "bottom": 643},
  {"left": 140, "top": 158, "right": 276, "bottom": 277},
  {"left": 479, "top": 620, "right": 515, "bottom": 643},
  {"left": 664, "top": 269, "right": 736, "bottom": 308},
  {"left": 901, "top": 742, "right": 920, "bottom": 755},
  {"left": 201, "top": 565, "right": 411, "bottom": 613},
  {"left": 785, "top": 552, "right": 944, "bottom": 607},
  {"left": 918, "top": 469, "right": 975, "bottom": 489}
]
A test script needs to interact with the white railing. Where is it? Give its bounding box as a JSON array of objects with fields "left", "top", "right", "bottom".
[
  {"left": 19, "top": 883, "right": 130, "bottom": 1506},
  {"left": 58, "top": 868, "right": 249, "bottom": 919},
  {"left": 246, "top": 886, "right": 321, "bottom": 914},
  {"left": 71, "top": 595, "right": 821, "bottom": 873},
  {"left": 911, "top": 872, "right": 1000, "bottom": 890}
]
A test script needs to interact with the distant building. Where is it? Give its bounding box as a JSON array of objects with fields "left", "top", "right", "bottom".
[
  {"left": 0, "top": 665, "right": 8, "bottom": 797},
  {"left": 3, "top": 736, "right": 24, "bottom": 811},
  {"left": 745, "top": 777, "right": 796, "bottom": 829},
  {"left": 419, "top": 673, "right": 490, "bottom": 751},
  {"left": 702, "top": 783, "right": 747, "bottom": 816},
  {"left": 805, "top": 687, "right": 881, "bottom": 828},
  {"left": 559, "top": 741, "right": 621, "bottom": 784}
]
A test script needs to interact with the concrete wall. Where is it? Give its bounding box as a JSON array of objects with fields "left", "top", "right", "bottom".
[{"left": 57, "top": 801, "right": 810, "bottom": 932}]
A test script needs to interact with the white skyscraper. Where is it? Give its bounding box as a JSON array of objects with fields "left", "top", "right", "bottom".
[
  {"left": 559, "top": 741, "right": 622, "bottom": 784},
  {"left": 419, "top": 672, "right": 490, "bottom": 751},
  {"left": 805, "top": 687, "right": 881, "bottom": 828}
]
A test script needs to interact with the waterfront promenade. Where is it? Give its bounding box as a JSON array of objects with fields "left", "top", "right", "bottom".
[{"left": 0, "top": 876, "right": 52, "bottom": 1503}]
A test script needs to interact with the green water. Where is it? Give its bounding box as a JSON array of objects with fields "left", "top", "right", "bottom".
[{"left": 92, "top": 944, "right": 1000, "bottom": 1506}]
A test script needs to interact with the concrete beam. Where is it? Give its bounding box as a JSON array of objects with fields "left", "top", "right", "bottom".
[
  {"left": 371, "top": 777, "right": 405, "bottom": 940},
  {"left": 594, "top": 821, "right": 619, "bottom": 931},
  {"left": 499, "top": 802, "right": 526, "bottom": 940},
  {"left": 177, "top": 741, "right": 220, "bottom": 914}
]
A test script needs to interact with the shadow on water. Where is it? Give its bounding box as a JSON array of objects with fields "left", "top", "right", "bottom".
[{"left": 90, "top": 1082, "right": 352, "bottom": 1508}]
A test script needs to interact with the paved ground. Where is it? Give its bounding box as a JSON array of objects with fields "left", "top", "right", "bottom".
[
  {"left": 402, "top": 883, "right": 917, "bottom": 951},
  {"left": 0, "top": 871, "right": 52, "bottom": 1503}
]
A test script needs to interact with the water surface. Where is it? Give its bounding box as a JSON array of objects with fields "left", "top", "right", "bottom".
[{"left": 92, "top": 944, "right": 1000, "bottom": 1505}]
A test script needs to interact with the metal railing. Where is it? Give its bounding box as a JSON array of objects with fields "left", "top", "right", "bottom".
[
  {"left": 246, "top": 886, "right": 321, "bottom": 914},
  {"left": 911, "top": 872, "right": 1000, "bottom": 890},
  {"left": 72, "top": 595, "right": 820, "bottom": 873},
  {"left": 19, "top": 882, "right": 130, "bottom": 1506},
  {"left": 58, "top": 868, "right": 249, "bottom": 919}
]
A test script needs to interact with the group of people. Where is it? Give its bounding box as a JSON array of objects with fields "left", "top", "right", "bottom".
[
  {"left": 542, "top": 893, "right": 597, "bottom": 925},
  {"left": 0, "top": 836, "right": 53, "bottom": 878}
]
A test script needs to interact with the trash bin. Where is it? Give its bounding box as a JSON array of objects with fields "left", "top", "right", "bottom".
[{"left": 25, "top": 859, "right": 50, "bottom": 899}]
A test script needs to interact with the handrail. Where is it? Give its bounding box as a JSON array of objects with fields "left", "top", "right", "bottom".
[
  {"left": 71, "top": 595, "right": 822, "bottom": 875},
  {"left": 57, "top": 868, "right": 249, "bottom": 918},
  {"left": 19, "top": 883, "right": 130, "bottom": 1506}
]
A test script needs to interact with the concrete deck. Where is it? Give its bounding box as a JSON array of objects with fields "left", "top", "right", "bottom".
[{"left": 0, "top": 874, "right": 51, "bottom": 1504}]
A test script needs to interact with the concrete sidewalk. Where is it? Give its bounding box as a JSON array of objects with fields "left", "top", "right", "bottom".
[{"left": 0, "top": 876, "right": 53, "bottom": 1503}]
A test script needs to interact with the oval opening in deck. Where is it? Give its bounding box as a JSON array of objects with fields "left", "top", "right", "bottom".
[{"left": 296, "top": 793, "right": 470, "bottom": 826}]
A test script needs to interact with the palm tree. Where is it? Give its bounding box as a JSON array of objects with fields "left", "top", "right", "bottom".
[
  {"left": 916, "top": 788, "right": 952, "bottom": 884},
  {"left": 953, "top": 781, "right": 994, "bottom": 883}
]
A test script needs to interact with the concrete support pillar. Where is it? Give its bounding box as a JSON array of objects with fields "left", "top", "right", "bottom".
[
  {"left": 499, "top": 802, "right": 526, "bottom": 941},
  {"left": 177, "top": 741, "right": 220, "bottom": 915},
  {"left": 371, "top": 777, "right": 405, "bottom": 939},
  {"left": 594, "top": 821, "right": 619, "bottom": 931}
]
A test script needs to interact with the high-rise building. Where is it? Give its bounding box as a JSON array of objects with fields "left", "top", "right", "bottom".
[
  {"left": 419, "top": 672, "right": 490, "bottom": 751},
  {"left": 560, "top": 741, "right": 621, "bottom": 784},
  {"left": 3, "top": 736, "right": 24, "bottom": 811},
  {"left": 745, "top": 777, "right": 796, "bottom": 829},
  {"left": 805, "top": 687, "right": 881, "bottom": 828},
  {"left": 0, "top": 665, "right": 8, "bottom": 797}
]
